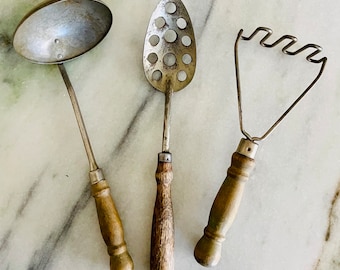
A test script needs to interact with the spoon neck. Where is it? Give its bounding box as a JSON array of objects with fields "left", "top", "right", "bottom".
[{"left": 162, "top": 82, "right": 173, "bottom": 152}]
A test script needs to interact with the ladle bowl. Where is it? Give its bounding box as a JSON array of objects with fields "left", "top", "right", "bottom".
[
  {"left": 13, "top": 0, "right": 112, "bottom": 64},
  {"left": 13, "top": 1, "right": 133, "bottom": 269}
]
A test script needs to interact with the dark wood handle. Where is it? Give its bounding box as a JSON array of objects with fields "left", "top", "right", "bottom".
[
  {"left": 194, "top": 142, "right": 256, "bottom": 267},
  {"left": 150, "top": 153, "right": 174, "bottom": 270},
  {"left": 91, "top": 180, "right": 134, "bottom": 270}
]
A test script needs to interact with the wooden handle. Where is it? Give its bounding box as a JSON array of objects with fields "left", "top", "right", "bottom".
[
  {"left": 150, "top": 153, "right": 174, "bottom": 270},
  {"left": 194, "top": 139, "right": 257, "bottom": 267},
  {"left": 91, "top": 179, "right": 134, "bottom": 270}
]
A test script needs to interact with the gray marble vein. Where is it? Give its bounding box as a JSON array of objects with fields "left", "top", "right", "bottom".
[
  {"left": 0, "top": 230, "right": 11, "bottom": 254},
  {"left": 186, "top": 0, "right": 217, "bottom": 43},
  {"left": 325, "top": 182, "right": 340, "bottom": 242},
  {"left": 0, "top": 171, "right": 44, "bottom": 265},
  {"left": 16, "top": 179, "right": 40, "bottom": 219},
  {"left": 111, "top": 91, "right": 156, "bottom": 157},
  {"left": 28, "top": 183, "right": 91, "bottom": 270},
  {"left": 315, "top": 180, "right": 340, "bottom": 270},
  {"left": 202, "top": 1, "right": 216, "bottom": 27}
]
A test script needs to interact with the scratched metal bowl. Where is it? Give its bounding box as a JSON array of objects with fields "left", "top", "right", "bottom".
[{"left": 13, "top": 0, "right": 112, "bottom": 64}]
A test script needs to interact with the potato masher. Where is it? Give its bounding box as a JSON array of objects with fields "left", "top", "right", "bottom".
[{"left": 194, "top": 26, "right": 327, "bottom": 267}]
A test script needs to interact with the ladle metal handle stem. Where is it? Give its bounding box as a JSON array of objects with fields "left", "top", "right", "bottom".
[
  {"left": 58, "top": 64, "right": 98, "bottom": 171},
  {"left": 58, "top": 64, "right": 134, "bottom": 269}
]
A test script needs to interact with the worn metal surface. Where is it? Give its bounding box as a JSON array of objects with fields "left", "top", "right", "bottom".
[
  {"left": 143, "top": 0, "right": 196, "bottom": 93},
  {"left": 143, "top": 0, "right": 196, "bottom": 153},
  {"left": 13, "top": 0, "right": 112, "bottom": 64},
  {"left": 12, "top": 0, "right": 113, "bottom": 170}
]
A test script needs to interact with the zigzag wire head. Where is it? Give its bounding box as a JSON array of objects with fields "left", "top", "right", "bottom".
[
  {"left": 240, "top": 26, "right": 327, "bottom": 64},
  {"left": 234, "top": 27, "right": 327, "bottom": 142}
]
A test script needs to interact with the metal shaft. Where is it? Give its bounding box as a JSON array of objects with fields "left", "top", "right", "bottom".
[
  {"left": 58, "top": 63, "right": 98, "bottom": 171},
  {"left": 162, "top": 81, "right": 173, "bottom": 152}
]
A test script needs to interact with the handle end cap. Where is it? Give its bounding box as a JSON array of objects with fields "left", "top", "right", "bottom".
[
  {"left": 110, "top": 251, "right": 134, "bottom": 270},
  {"left": 194, "top": 235, "right": 222, "bottom": 267}
]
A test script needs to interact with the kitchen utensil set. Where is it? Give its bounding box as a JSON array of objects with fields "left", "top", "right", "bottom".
[{"left": 12, "top": 0, "right": 327, "bottom": 269}]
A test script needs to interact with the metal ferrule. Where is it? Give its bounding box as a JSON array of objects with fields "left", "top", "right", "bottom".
[
  {"left": 236, "top": 138, "right": 258, "bottom": 159},
  {"left": 158, "top": 152, "right": 172, "bottom": 163},
  {"left": 89, "top": 168, "right": 105, "bottom": 185}
]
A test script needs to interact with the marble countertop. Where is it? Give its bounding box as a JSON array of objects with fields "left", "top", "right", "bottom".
[{"left": 1, "top": 0, "right": 340, "bottom": 269}]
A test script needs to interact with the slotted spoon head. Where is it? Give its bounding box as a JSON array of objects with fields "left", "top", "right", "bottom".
[
  {"left": 13, "top": 0, "right": 112, "bottom": 64},
  {"left": 143, "top": 0, "right": 196, "bottom": 93}
]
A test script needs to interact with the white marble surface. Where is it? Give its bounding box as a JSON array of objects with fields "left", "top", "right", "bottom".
[{"left": 1, "top": 0, "right": 340, "bottom": 269}]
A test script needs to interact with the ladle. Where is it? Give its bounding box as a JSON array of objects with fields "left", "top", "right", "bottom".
[
  {"left": 13, "top": 1, "right": 133, "bottom": 269},
  {"left": 143, "top": 0, "right": 196, "bottom": 269}
]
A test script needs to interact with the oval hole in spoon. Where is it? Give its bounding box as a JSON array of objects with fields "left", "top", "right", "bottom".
[{"left": 176, "top": 18, "right": 187, "bottom": 29}]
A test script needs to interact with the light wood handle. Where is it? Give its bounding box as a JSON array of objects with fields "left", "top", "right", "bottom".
[
  {"left": 194, "top": 139, "right": 257, "bottom": 267},
  {"left": 150, "top": 153, "right": 174, "bottom": 270},
  {"left": 91, "top": 179, "right": 134, "bottom": 270}
]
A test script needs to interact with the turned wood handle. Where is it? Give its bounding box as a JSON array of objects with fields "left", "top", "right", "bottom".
[
  {"left": 150, "top": 153, "right": 174, "bottom": 270},
  {"left": 91, "top": 179, "right": 134, "bottom": 270},
  {"left": 194, "top": 139, "right": 257, "bottom": 267}
]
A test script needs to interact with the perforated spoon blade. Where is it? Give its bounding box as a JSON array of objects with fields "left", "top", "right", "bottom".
[
  {"left": 143, "top": 0, "right": 196, "bottom": 93},
  {"left": 143, "top": 1, "right": 196, "bottom": 270}
]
